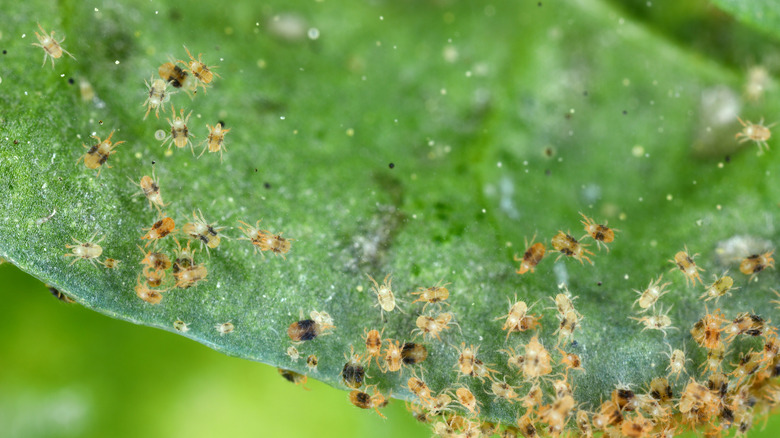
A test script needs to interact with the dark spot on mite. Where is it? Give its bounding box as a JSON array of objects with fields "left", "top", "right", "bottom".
[
  {"left": 388, "top": 162, "right": 395, "bottom": 169},
  {"left": 297, "top": 319, "right": 318, "bottom": 340},
  {"left": 264, "top": 182, "right": 271, "bottom": 189},
  {"left": 356, "top": 392, "right": 370, "bottom": 404},
  {"left": 218, "top": 120, "right": 226, "bottom": 127},
  {"left": 280, "top": 370, "right": 295, "bottom": 383},
  {"left": 721, "top": 406, "right": 734, "bottom": 424},
  {"left": 68, "top": 78, "right": 74, "bottom": 85}
]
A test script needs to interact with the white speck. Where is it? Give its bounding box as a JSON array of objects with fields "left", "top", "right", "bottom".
[
  {"left": 638, "top": 197, "right": 643, "bottom": 202},
  {"left": 307, "top": 28, "right": 320, "bottom": 40},
  {"left": 154, "top": 130, "right": 166, "bottom": 141},
  {"left": 481, "top": 209, "right": 486, "bottom": 213},
  {"left": 21, "top": 33, "right": 26, "bottom": 38},
  {"left": 155, "top": 10, "right": 159, "bottom": 14},
  {"left": 280, "top": 116, "right": 285, "bottom": 120},
  {"left": 60, "top": 74, "right": 65, "bottom": 78},
  {"left": 115, "top": 60, "right": 120, "bottom": 65},
  {"left": 217, "top": 282, "right": 221, "bottom": 288},
  {"left": 497, "top": 161, "right": 502, "bottom": 167},
  {"left": 624, "top": 274, "right": 629, "bottom": 280},
  {"left": 440, "top": 88, "right": 447, "bottom": 95},
  {"left": 0, "top": 76, "right": 2, "bottom": 85},
  {"left": 24, "top": 91, "right": 28, "bottom": 96},
  {"left": 94, "top": 8, "right": 99, "bottom": 11},
  {"left": 666, "top": 194, "right": 673, "bottom": 201},
  {"left": 51, "top": 153, "right": 56, "bottom": 164},
  {"left": 553, "top": 262, "right": 568, "bottom": 286},
  {"left": 379, "top": 16, "right": 384, "bottom": 20}
]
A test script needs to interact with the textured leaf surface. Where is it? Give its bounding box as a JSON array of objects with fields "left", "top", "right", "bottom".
[
  {"left": 710, "top": 0, "right": 780, "bottom": 39},
  {"left": 3, "top": 0, "right": 780, "bottom": 430}
]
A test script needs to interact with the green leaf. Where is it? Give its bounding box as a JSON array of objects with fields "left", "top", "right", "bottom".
[
  {"left": 3, "top": 0, "right": 780, "bottom": 434},
  {"left": 710, "top": 0, "right": 780, "bottom": 40}
]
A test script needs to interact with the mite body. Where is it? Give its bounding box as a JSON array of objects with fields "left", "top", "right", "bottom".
[
  {"left": 700, "top": 275, "right": 735, "bottom": 303},
  {"left": 183, "top": 209, "right": 225, "bottom": 251},
  {"left": 178, "top": 45, "right": 220, "bottom": 92},
  {"left": 141, "top": 217, "right": 175, "bottom": 247},
  {"left": 551, "top": 231, "right": 593, "bottom": 264},
  {"left": 78, "top": 130, "right": 125, "bottom": 176},
  {"left": 362, "top": 328, "right": 384, "bottom": 369},
  {"left": 633, "top": 275, "right": 671, "bottom": 311},
  {"left": 514, "top": 235, "right": 546, "bottom": 274},
  {"left": 199, "top": 122, "right": 230, "bottom": 161},
  {"left": 580, "top": 212, "right": 618, "bottom": 251},
  {"left": 669, "top": 246, "right": 704, "bottom": 286},
  {"left": 287, "top": 312, "right": 335, "bottom": 342},
  {"left": 238, "top": 219, "right": 293, "bottom": 258},
  {"left": 32, "top": 23, "right": 75, "bottom": 68},
  {"left": 411, "top": 282, "right": 450, "bottom": 311},
  {"left": 131, "top": 169, "right": 168, "bottom": 211},
  {"left": 739, "top": 251, "right": 775, "bottom": 278},
  {"left": 64, "top": 232, "right": 104, "bottom": 266},
  {"left": 736, "top": 116, "right": 774, "bottom": 153},
  {"left": 135, "top": 274, "right": 165, "bottom": 304},
  {"left": 367, "top": 273, "right": 402, "bottom": 318},
  {"left": 162, "top": 104, "right": 195, "bottom": 153},
  {"left": 342, "top": 347, "right": 367, "bottom": 389},
  {"left": 143, "top": 76, "right": 171, "bottom": 120}
]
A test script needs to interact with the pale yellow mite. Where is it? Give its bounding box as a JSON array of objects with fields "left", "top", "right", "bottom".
[
  {"left": 32, "top": 22, "right": 75, "bottom": 68},
  {"left": 163, "top": 104, "right": 195, "bottom": 153},
  {"left": 64, "top": 232, "right": 104, "bottom": 266},
  {"left": 199, "top": 122, "right": 230, "bottom": 161},
  {"left": 736, "top": 116, "right": 775, "bottom": 154}
]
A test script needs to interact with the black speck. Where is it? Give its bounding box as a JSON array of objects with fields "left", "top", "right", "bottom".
[
  {"left": 597, "top": 281, "right": 603, "bottom": 286},
  {"left": 151, "top": 161, "right": 156, "bottom": 165},
  {"left": 388, "top": 162, "right": 395, "bottom": 169},
  {"left": 622, "top": 110, "right": 627, "bottom": 115},
  {"left": 583, "top": 90, "right": 588, "bottom": 96},
  {"left": 68, "top": 78, "right": 74, "bottom": 85},
  {"left": 725, "top": 155, "right": 731, "bottom": 163},
  {"left": 544, "top": 169, "right": 551, "bottom": 176},
  {"left": 99, "top": 120, "right": 104, "bottom": 125},
  {"left": 264, "top": 182, "right": 271, "bottom": 189},
  {"left": 2, "top": 50, "right": 6, "bottom": 55},
  {"left": 218, "top": 120, "right": 226, "bottom": 127},
  {"left": 544, "top": 147, "right": 554, "bottom": 157},
  {"left": 13, "top": 140, "right": 18, "bottom": 145},
  {"left": 538, "top": 1, "right": 542, "bottom": 5},
  {"left": 571, "top": 340, "right": 579, "bottom": 348},
  {"left": 254, "top": 168, "right": 258, "bottom": 172}
]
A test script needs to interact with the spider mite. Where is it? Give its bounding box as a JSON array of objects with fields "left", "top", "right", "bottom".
[
  {"left": 143, "top": 76, "right": 171, "bottom": 120},
  {"left": 306, "top": 354, "right": 319, "bottom": 372},
  {"left": 142, "top": 266, "right": 165, "bottom": 287},
  {"left": 183, "top": 209, "right": 225, "bottom": 252},
  {"left": 579, "top": 212, "right": 618, "bottom": 251},
  {"left": 735, "top": 116, "right": 775, "bottom": 154},
  {"left": 700, "top": 343, "right": 725, "bottom": 375},
  {"left": 411, "top": 282, "right": 451, "bottom": 311},
  {"left": 362, "top": 327, "right": 384, "bottom": 369},
  {"left": 174, "top": 261, "right": 208, "bottom": 289},
  {"left": 553, "top": 377, "right": 573, "bottom": 399},
  {"left": 64, "top": 232, "right": 104, "bottom": 266},
  {"left": 237, "top": 219, "right": 294, "bottom": 258},
  {"left": 514, "top": 234, "right": 545, "bottom": 274},
  {"left": 349, "top": 385, "right": 388, "bottom": 418},
  {"left": 173, "top": 319, "right": 190, "bottom": 332},
  {"left": 453, "top": 343, "right": 481, "bottom": 378},
  {"left": 48, "top": 285, "right": 75, "bottom": 303},
  {"left": 691, "top": 308, "right": 726, "bottom": 350},
  {"left": 162, "top": 104, "right": 195, "bottom": 153},
  {"left": 215, "top": 322, "right": 234, "bottom": 335},
  {"left": 32, "top": 22, "right": 75, "bottom": 68},
  {"left": 286, "top": 345, "right": 300, "bottom": 362},
  {"left": 287, "top": 310, "right": 335, "bottom": 342},
  {"left": 381, "top": 339, "right": 403, "bottom": 373},
  {"left": 407, "top": 373, "right": 435, "bottom": 407},
  {"left": 516, "top": 412, "right": 537, "bottom": 438},
  {"left": 499, "top": 345, "right": 524, "bottom": 371},
  {"left": 555, "top": 309, "right": 581, "bottom": 346},
  {"left": 725, "top": 312, "right": 766, "bottom": 341},
  {"left": 366, "top": 273, "right": 404, "bottom": 318},
  {"left": 633, "top": 275, "right": 671, "bottom": 312},
  {"left": 557, "top": 347, "right": 584, "bottom": 373},
  {"left": 612, "top": 385, "right": 638, "bottom": 411},
  {"left": 496, "top": 298, "right": 541, "bottom": 341},
  {"left": 630, "top": 306, "right": 676, "bottom": 337},
  {"left": 427, "top": 392, "right": 454, "bottom": 416},
  {"left": 141, "top": 217, "right": 175, "bottom": 248},
  {"left": 523, "top": 335, "right": 552, "bottom": 380},
  {"left": 490, "top": 378, "right": 519, "bottom": 404},
  {"left": 178, "top": 45, "right": 220, "bottom": 92},
  {"left": 138, "top": 245, "right": 172, "bottom": 271},
  {"left": 454, "top": 386, "right": 481, "bottom": 415},
  {"left": 199, "top": 122, "right": 230, "bottom": 162},
  {"left": 739, "top": 251, "right": 775, "bottom": 279},
  {"left": 135, "top": 275, "right": 165, "bottom": 304},
  {"left": 78, "top": 130, "right": 125, "bottom": 177},
  {"left": 664, "top": 346, "right": 690, "bottom": 381},
  {"left": 699, "top": 274, "right": 735, "bottom": 303},
  {"left": 413, "top": 313, "right": 457, "bottom": 341},
  {"left": 620, "top": 413, "right": 653, "bottom": 438},
  {"left": 575, "top": 410, "right": 593, "bottom": 438},
  {"left": 310, "top": 310, "right": 335, "bottom": 328},
  {"left": 401, "top": 342, "right": 428, "bottom": 366},
  {"left": 130, "top": 168, "right": 168, "bottom": 212},
  {"left": 648, "top": 377, "right": 673, "bottom": 405},
  {"left": 158, "top": 61, "right": 194, "bottom": 92},
  {"left": 278, "top": 368, "right": 309, "bottom": 390},
  {"left": 669, "top": 246, "right": 704, "bottom": 286},
  {"left": 592, "top": 400, "right": 622, "bottom": 430},
  {"left": 540, "top": 395, "right": 575, "bottom": 437},
  {"left": 551, "top": 231, "right": 593, "bottom": 264}
]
